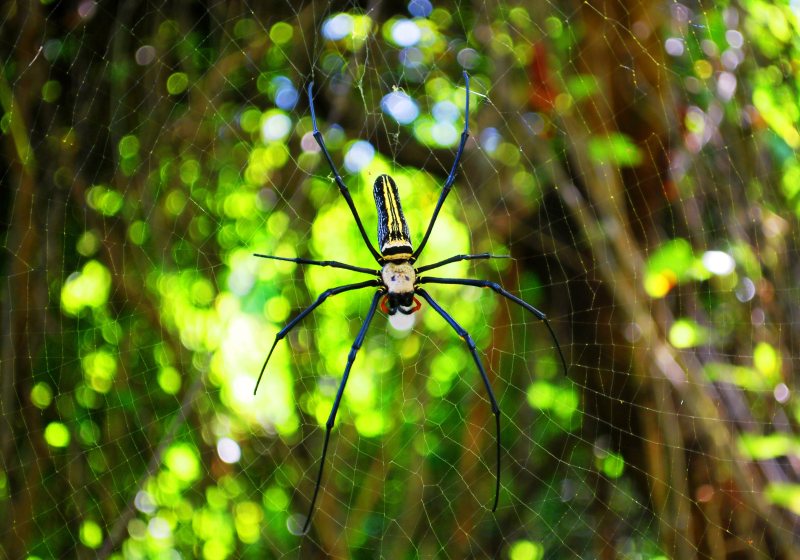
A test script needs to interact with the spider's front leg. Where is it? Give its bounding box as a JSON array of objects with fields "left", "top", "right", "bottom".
[{"left": 307, "top": 82, "right": 382, "bottom": 263}]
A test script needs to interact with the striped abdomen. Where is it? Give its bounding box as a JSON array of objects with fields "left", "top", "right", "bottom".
[{"left": 373, "top": 174, "right": 413, "bottom": 261}]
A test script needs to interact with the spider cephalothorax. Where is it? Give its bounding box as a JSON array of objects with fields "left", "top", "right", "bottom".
[
  {"left": 253, "top": 72, "right": 568, "bottom": 534},
  {"left": 380, "top": 261, "right": 419, "bottom": 315}
]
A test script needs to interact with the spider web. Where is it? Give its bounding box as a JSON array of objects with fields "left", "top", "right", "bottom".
[{"left": 2, "top": 0, "right": 800, "bottom": 558}]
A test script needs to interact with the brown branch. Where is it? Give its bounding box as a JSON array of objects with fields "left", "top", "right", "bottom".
[
  {"left": 550, "top": 165, "right": 797, "bottom": 557},
  {"left": 0, "top": 2, "right": 47, "bottom": 557}
]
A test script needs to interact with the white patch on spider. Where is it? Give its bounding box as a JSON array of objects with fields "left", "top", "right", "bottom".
[
  {"left": 381, "top": 262, "right": 416, "bottom": 295},
  {"left": 388, "top": 311, "right": 416, "bottom": 331}
]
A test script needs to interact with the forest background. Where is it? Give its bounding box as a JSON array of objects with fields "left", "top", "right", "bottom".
[{"left": 2, "top": 0, "right": 800, "bottom": 558}]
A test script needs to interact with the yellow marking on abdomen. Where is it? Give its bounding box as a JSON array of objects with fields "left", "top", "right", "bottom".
[
  {"left": 382, "top": 176, "right": 402, "bottom": 238},
  {"left": 382, "top": 253, "right": 413, "bottom": 261}
]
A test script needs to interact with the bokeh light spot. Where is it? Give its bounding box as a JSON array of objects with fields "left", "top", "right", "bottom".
[
  {"left": 165, "top": 443, "right": 200, "bottom": 484},
  {"left": 322, "top": 13, "right": 353, "bottom": 40},
  {"left": 166, "top": 72, "right": 189, "bottom": 95},
  {"left": 509, "top": 540, "right": 544, "bottom": 560},
  {"left": 391, "top": 19, "right": 421, "bottom": 47},
  {"left": 702, "top": 250, "right": 735, "bottom": 275},
  {"left": 261, "top": 113, "right": 292, "bottom": 143},
  {"left": 665, "top": 37, "right": 685, "bottom": 56},
  {"left": 44, "top": 422, "right": 70, "bottom": 448},
  {"left": 381, "top": 91, "right": 420, "bottom": 124},
  {"left": 79, "top": 520, "right": 103, "bottom": 549},
  {"left": 408, "top": 0, "right": 433, "bottom": 18},
  {"left": 31, "top": 382, "right": 53, "bottom": 409},
  {"left": 344, "top": 140, "right": 375, "bottom": 172},
  {"left": 217, "top": 438, "right": 242, "bottom": 464}
]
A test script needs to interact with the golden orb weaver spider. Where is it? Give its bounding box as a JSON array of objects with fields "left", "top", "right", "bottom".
[{"left": 254, "top": 72, "right": 568, "bottom": 533}]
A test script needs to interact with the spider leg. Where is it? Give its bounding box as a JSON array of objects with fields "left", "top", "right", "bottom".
[
  {"left": 303, "top": 289, "right": 382, "bottom": 534},
  {"left": 418, "top": 277, "right": 568, "bottom": 376},
  {"left": 307, "top": 82, "right": 382, "bottom": 262},
  {"left": 253, "top": 253, "right": 378, "bottom": 275},
  {"left": 253, "top": 279, "right": 379, "bottom": 395},
  {"left": 416, "top": 253, "right": 510, "bottom": 274},
  {"left": 412, "top": 71, "right": 470, "bottom": 260},
  {"left": 415, "top": 288, "right": 501, "bottom": 512}
]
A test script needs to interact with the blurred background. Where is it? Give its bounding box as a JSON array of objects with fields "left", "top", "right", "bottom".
[{"left": 2, "top": 0, "right": 800, "bottom": 558}]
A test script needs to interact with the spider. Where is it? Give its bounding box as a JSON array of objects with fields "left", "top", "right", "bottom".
[{"left": 254, "top": 72, "right": 568, "bottom": 533}]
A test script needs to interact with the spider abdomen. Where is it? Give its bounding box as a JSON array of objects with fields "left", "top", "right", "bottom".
[{"left": 373, "top": 174, "right": 413, "bottom": 261}]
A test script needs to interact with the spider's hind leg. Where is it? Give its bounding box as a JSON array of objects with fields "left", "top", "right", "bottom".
[
  {"left": 302, "top": 289, "right": 383, "bottom": 534},
  {"left": 415, "top": 253, "right": 511, "bottom": 274},
  {"left": 415, "top": 287, "right": 501, "bottom": 512},
  {"left": 253, "top": 279, "right": 379, "bottom": 395},
  {"left": 418, "top": 276, "right": 568, "bottom": 377}
]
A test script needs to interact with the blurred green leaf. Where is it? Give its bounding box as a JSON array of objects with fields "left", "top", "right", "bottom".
[
  {"left": 739, "top": 433, "right": 800, "bottom": 460},
  {"left": 566, "top": 74, "right": 599, "bottom": 102},
  {"left": 61, "top": 260, "right": 112, "bottom": 315},
  {"left": 704, "top": 363, "right": 771, "bottom": 392},
  {"left": 765, "top": 483, "right": 800, "bottom": 515},
  {"left": 754, "top": 342, "right": 781, "bottom": 380},
  {"left": 644, "top": 239, "right": 709, "bottom": 297},
  {"left": 586, "top": 133, "right": 643, "bottom": 167}
]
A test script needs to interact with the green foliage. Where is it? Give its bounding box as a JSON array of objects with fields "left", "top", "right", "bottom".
[
  {"left": 765, "top": 482, "right": 800, "bottom": 515},
  {"left": 586, "top": 133, "right": 643, "bottom": 167},
  {"left": 599, "top": 451, "right": 625, "bottom": 479},
  {"left": 703, "top": 363, "right": 771, "bottom": 392},
  {"left": 60, "top": 260, "right": 112, "bottom": 315},
  {"left": 644, "top": 238, "right": 709, "bottom": 298},
  {"left": 739, "top": 433, "right": 800, "bottom": 460}
]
